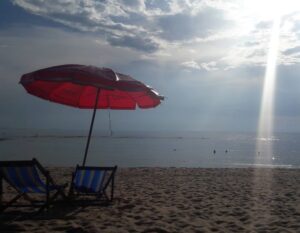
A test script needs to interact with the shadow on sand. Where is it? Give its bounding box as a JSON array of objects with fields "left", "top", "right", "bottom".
[{"left": 0, "top": 203, "right": 89, "bottom": 232}]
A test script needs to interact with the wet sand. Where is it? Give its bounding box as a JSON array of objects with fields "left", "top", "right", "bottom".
[{"left": 1, "top": 168, "right": 300, "bottom": 232}]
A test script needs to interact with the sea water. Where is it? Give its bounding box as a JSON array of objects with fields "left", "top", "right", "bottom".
[{"left": 0, "top": 130, "right": 300, "bottom": 168}]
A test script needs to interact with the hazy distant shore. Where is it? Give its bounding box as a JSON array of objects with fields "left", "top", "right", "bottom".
[
  {"left": 1, "top": 167, "right": 299, "bottom": 232},
  {"left": 0, "top": 135, "right": 187, "bottom": 140}
]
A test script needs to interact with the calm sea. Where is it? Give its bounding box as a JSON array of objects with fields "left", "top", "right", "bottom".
[{"left": 1, "top": 129, "right": 300, "bottom": 168}]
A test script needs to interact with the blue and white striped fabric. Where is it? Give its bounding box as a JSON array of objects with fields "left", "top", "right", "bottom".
[
  {"left": 0, "top": 166, "right": 48, "bottom": 193},
  {"left": 73, "top": 169, "right": 106, "bottom": 193}
]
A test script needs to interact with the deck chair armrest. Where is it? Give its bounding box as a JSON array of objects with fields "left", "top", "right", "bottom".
[
  {"left": 102, "top": 166, "right": 117, "bottom": 191},
  {"left": 44, "top": 170, "right": 57, "bottom": 186},
  {"left": 33, "top": 158, "right": 49, "bottom": 176},
  {"left": 33, "top": 158, "right": 57, "bottom": 185},
  {"left": 0, "top": 173, "right": 3, "bottom": 204},
  {"left": 70, "top": 165, "right": 79, "bottom": 185},
  {"left": 33, "top": 158, "right": 68, "bottom": 189}
]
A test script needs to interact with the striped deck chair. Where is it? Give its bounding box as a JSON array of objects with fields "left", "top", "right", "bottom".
[
  {"left": 0, "top": 158, "right": 67, "bottom": 212},
  {"left": 68, "top": 165, "right": 117, "bottom": 203}
]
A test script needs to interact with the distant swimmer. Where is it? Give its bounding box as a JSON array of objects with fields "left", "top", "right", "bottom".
[
  {"left": 225, "top": 150, "right": 228, "bottom": 154},
  {"left": 213, "top": 149, "right": 216, "bottom": 154}
]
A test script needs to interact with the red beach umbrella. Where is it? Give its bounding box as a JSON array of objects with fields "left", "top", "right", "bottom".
[{"left": 20, "top": 64, "right": 164, "bottom": 166}]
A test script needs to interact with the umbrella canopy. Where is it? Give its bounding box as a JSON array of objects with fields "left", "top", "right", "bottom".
[
  {"left": 20, "top": 64, "right": 163, "bottom": 110},
  {"left": 20, "top": 64, "right": 164, "bottom": 165}
]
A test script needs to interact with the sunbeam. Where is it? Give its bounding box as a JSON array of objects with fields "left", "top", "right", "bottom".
[
  {"left": 251, "top": 12, "right": 282, "bottom": 231},
  {"left": 256, "top": 15, "right": 281, "bottom": 164}
]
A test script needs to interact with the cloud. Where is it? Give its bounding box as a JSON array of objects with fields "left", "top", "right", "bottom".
[
  {"left": 181, "top": 60, "right": 218, "bottom": 71},
  {"left": 145, "top": 0, "right": 171, "bottom": 12},
  {"left": 8, "top": 0, "right": 300, "bottom": 69},
  {"left": 201, "top": 61, "right": 218, "bottom": 71},
  {"left": 10, "top": 1, "right": 234, "bottom": 54},
  {"left": 2, "top": 21, "right": 300, "bottom": 132},
  {"left": 157, "top": 6, "right": 234, "bottom": 41},
  {"left": 181, "top": 60, "right": 201, "bottom": 70},
  {"left": 12, "top": 0, "right": 158, "bottom": 52},
  {"left": 255, "top": 21, "right": 273, "bottom": 29},
  {"left": 0, "top": 26, "right": 144, "bottom": 74},
  {"left": 107, "top": 35, "right": 159, "bottom": 52},
  {"left": 283, "top": 46, "right": 300, "bottom": 55}
]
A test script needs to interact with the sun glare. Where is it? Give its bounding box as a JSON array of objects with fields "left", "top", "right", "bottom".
[{"left": 244, "top": 0, "right": 300, "bottom": 19}]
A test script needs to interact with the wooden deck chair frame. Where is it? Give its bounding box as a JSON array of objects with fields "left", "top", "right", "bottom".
[
  {"left": 68, "top": 165, "right": 117, "bottom": 204},
  {"left": 0, "top": 158, "right": 67, "bottom": 213}
]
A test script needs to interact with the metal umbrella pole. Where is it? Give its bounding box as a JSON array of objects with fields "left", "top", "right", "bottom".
[{"left": 82, "top": 88, "right": 100, "bottom": 166}]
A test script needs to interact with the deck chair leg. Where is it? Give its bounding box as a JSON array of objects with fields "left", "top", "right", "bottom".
[
  {"left": 37, "top": 189, "right": 64, "bottom": 213},
  {"left": 102, "top": 191, "right": 108, "bottom": 201},
  {"left": 53, "top": 190, "right": 65, "bottom": 202},
  {"left": 45, "top": 175, "right": 50, "bottom": 210},
  {"left": 0, "top": 175, "right": 3, "bottom": 209},
  {"left": 111, "top": 175, "right": 115, "bottom": 201},
  {"left": 38, "top": 188, "right": 67, "bottom": 213},
  {"left": 68, "top": 172, "right": 75, "bottom": 200},
  {"left": 58, "top": 186, "right": 68, "bottom": 200},
  {"left": 0, "top": 193, "right": 24, "bottom": 213},
  {"left": 23, "top": 193, "right": 36, "bottom": 203},
  {"left": 37, "top": 202, "right": 48, "bottom": 214}
]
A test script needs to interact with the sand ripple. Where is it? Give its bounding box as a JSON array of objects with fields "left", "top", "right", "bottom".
[{"left": 1, "top": 168, "right": 300, "bottom": 232}]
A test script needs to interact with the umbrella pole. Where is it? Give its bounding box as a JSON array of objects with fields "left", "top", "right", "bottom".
[{"left": 82, "top": 88, "right": 100, "bottom": 166}]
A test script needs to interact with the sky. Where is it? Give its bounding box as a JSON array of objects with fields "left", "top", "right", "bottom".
[{"left": 1, "top": 0, "right": 300, "bottom": 133}]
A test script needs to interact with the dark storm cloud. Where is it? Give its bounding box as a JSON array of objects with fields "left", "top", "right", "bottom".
[{"left": 108, "top": 35, "right": 159, "bottom": 53}]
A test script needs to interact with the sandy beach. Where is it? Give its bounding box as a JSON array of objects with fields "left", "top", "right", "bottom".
[{"left": 1, "top": 167, "right": 300, "bottom": 233}]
